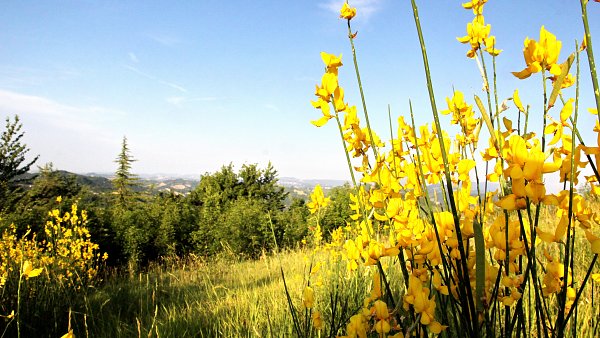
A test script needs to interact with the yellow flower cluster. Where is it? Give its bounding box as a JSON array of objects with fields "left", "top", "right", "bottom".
[
  {"left": 0, "top": 203, "right": 107, "bottom": 290},
  {"left": 512, "top": 26, "right": 562, "bottom": 79},
  {"left": 307, "top": 184, "right": 330, "bottom": 214},
  {"left": 457, "top": 0, "right": 501, "bottom": 58},
  {"left": 302, "top": 1, "right": 600, "bottom": 336}
]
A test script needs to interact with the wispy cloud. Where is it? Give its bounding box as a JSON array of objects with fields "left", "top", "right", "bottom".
[
  {"left": 0, "top": 66, "right": 81, "bottom": 89},
  {"left": 166, "top": 96, "right": 186, "bottom": 106},
  {"left": 319, "top": 0, "right": 383, "bottom": 21},
  {"left": 124, "top": 65, "right": 187, "bottom": 93},
  {"left": 0, "top": 89, "right": 123, "bottom": 139},
  {"left": 128, "top": 52, "right": 139, "bottom": 63},
  {"left": 0, "top": 89, "right": 132, "bottom": 173},
  {"left": 264, "top": 103, "right": 280, "bottom": 112},
  {"left": 166, "top": 96, "right": 225, "bottom": 107},
  {"left": 147, "top": 33, "right": 184, "bottom": 47}
]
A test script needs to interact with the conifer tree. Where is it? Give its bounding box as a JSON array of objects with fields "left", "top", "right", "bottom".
[
  {"left": 0, "top": 115, "right": 38, "bottom": 210},
  {"left": 113, "top": 136, "right": 137, "bottom": 206}
]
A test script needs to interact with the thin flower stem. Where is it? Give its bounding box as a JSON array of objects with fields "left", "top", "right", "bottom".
[
  {"left": 409, "top": 102, "right": 452, "bottom": 285},
  {"left": 346, "top": 20, "right": 379, "bottom": 162},
  {"left": 387, "top": 105, "right": 411, "bottom": 288},
  {"left": 542, "top": 69, "right": 549, "bottom": 152},
  {"left": 556, "top": 41, "right": 581, "bottom": 338},
  {"left": 334, "top": 115, "right": 359, "bottom": 190},
  {"left": 410, "top": 1, "right": 478, "bottom": 335},
  {"left": 333, "top": 114, "right": 371, "bottom": 227},
  {"left": 561, "top": 92, "right": 600, "bottom": 181},
  {"left": 477, "top": 50, "right": 495, "bottom": 126},
  {"left": 565, "top": 254, "right": 599, "bottom": 323},
  {"left": 580, "top": 0, "right": 600, "bottom": 121}
]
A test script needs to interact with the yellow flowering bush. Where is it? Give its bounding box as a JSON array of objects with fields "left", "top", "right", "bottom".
[
  {"left": 0, "top": 203, "right": 106, "bottom": 289},
  {"left": 0, "top": 200, "right": 106, "bottom": 336},
  {"left": 291, "top": 0, "right": 600, "bottom": 337}
]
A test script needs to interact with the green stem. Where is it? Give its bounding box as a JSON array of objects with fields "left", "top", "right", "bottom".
[
  {"left": 410, "top": 1, "right": 478, "bottom": 336},
  {"left": 334, "top": 115, "right": 358, "bottom": 190},
  {"left": 16, "top": 261, "right": 23, "bottom": 338},
  {"left": 542, "top": 69, "right": 549, "bottom": 152},
  {"left": 556, "top": 40, "right": 582, "bottom": 338},
  {"left": 580, "top": 0, "right": 600, "bottom": 121},
  {"left": 346, "top": 20, "right": 379, "bottom": 162},
  {"left": 565, "top": 254, "right": 599, "bottom": 323}
]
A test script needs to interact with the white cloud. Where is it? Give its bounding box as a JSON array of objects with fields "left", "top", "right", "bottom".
[
  {"left": 166, "top": 96, "right": 186, "bottom": 106},
  {"left": 147, "top": 33, "right": 184, "bottom": 47},
  {"left": 166, "top": 96, "right": 226, "bottom": 107},
  {"left": 319, "top": 0, "right": 383, "bottom": 21},
  {"left": 0, "top": 89, "right": 124, "bottom": 134},
  {"left": 0, "top": 89, "right": 128, "bottom": 173},
  {"left": 128, "top": 52, "right": 139, "bottom": 63},
  {"left": 0, "top": 66, "right": 81, "bottom": 89},
  {"left": 264, "top": 103, "right": 280, "bottom": 112},
  {"left": 124, "top": 65, "right": 187, "bottom": 93}
]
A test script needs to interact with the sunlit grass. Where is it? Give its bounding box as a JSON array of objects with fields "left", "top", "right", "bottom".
[{"left": 82, "top": 250, "right": 321, "bottom": 337}]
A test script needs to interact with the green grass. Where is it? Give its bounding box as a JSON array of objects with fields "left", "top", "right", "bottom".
[
  {"left": 7, "top": 226, "right": 598, "bottom": 337},
  {"left": 78, "top": 250, "right": 314, "bottom": 337}
]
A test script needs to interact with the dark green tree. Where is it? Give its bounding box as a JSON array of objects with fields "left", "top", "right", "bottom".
[
  {"left": 6, "top": 163, "right": 81, "bottom": 232},
  {"left": 113, "top": 136, "right": 138, "bottom": 207},
  {"left": 0, "top": 115, "right": 38, "bottom": 211},
  {"left": 319, "top": 183, "right": 353, "bottom": 240},
  {"left": 277, "top": 197, "right": 310, "bottom": 248},
  {"left": 189, "top": 163, "right": 289, "bottom": 257}
]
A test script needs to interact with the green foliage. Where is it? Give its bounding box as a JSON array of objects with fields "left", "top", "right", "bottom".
[
  {"left": 0, "top": 125, "right": 312, "bottom": 265},
  {"left": 189, "top": 163, "right": 290, "bottom": 258},
  {"left": 319, "top": 184, "right": 352, "bottom": 239},
  {"left": 277, "top": 197, "right": 310, "bottom": 247},
  {"left": 113, "top": 136, "right": 138, "bottom": 207},
  {"left": 3, "top": 164, "right": 82, "bottom": 233},
  {"left": 0, "top": 115, "right": 38, "bottom": 212}
]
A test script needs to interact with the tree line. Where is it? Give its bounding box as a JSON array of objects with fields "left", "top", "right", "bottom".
[{"left": 0, "top": 115, "right": 352, "bottom": 268}]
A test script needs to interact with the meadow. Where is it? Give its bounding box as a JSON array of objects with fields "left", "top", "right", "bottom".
[{"left": 2, "top": 0, "right": 600, "bottom": 337}]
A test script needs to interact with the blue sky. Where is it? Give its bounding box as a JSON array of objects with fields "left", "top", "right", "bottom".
[{"left": 0, "top": 1, "right": 599, "bottom": 181}]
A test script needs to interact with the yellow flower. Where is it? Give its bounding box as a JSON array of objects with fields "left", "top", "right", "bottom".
[
  {"left": 311, "top": 98, "right": 334, "bottom": 127},
  {"left": 513, "top": 26, "right": 562, "bottom": 79},
  {"left": 21, "top": 260, "right": 43, "bottom": 279},
  {"left": 346, "top": 314, "right": 368, "bottom": 338},
  {"left": 307, "top": 184, "right": 331, "bottom": 214},
  {"left": 462, "top": 0, "right": 487, "bottom": 15},
  {"left": 457, "top": 16, "right": 500, "bottom": 58},
  {"left": 372, "top": 300, "right": 389, "bottom": 320},
  {"left": 61, "top": 330, "right": 75, "bottom": 338},
  {"left": 303, "top": 286, "right": 315, "bottom": 308},
  {"left": 513, "top": 89, "right": 525, "bottom": 113},
  {"left": 457, "top": 159, "right": 476, "bottom": 182},
  {"left": 374, "top": 319, "right": 391, "bottom": 334},
  {"left": 584, "top": 230, "right": 600, "bottom": 254},
  {"left": 320, "top": 52, "right": 343, "bottom": 72},
  {"left": 312, "top": 311, "right": 324, "bottom": 330},
  {"left": 340, "top": 2, "right": 357, "bottom": 20},
  {"left": 311, "top": 52, "right": 345, "bottom": 127}
]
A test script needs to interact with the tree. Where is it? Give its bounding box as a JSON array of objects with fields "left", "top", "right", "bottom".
[
  {"left": 0, "top": 115, "right": 38, "bottom": 211},
  {"left": 5, "top": 163, "right": 82, "bottom": 233},
  {"left": 188, "top": 163, "right": 289, "bottom": 257},
  {"left": 113, "top": 136, "right": 138, "bottom": 206},
  {"left": 320, "top": 183, "right": 353, "bottom": 237}
]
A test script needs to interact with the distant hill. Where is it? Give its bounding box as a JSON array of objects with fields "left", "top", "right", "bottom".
[
  {"left": 71, "top": 172, "right": 113, "bottom": 192},
  {"left": 82, "top": 172, "right": 199, "bottom": 195},
  {"left": 17, "top": 170, "right": 497, "bottom": 202}
]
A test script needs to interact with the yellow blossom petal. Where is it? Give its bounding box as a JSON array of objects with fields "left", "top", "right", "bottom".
[{"left": 340, "top": 2, "right": 357, "bottom": 20}]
